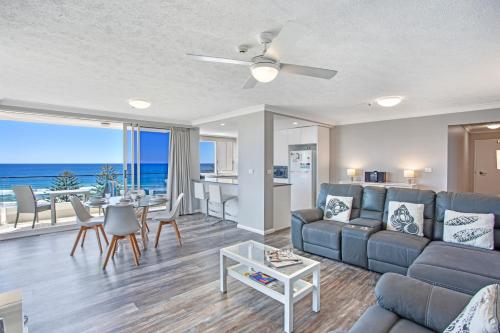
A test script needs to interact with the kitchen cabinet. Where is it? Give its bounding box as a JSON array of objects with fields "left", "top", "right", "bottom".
[{"left": 274, "top": 129, "right": 288, "bottom": 166}]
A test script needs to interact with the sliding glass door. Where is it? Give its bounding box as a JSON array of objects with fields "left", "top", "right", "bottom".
[{"left": 123, "top": 125, "right": 170, "bottom": 195}]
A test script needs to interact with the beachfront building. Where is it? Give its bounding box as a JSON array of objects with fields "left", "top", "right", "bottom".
[{"left": 1, "top": 2, "right": 500, "bottom": 333}]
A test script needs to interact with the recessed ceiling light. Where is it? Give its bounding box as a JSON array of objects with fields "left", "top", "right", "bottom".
[
  {"left": 487, "top": 124, "right": 500, "bottom": 130},
  {"left": 220, "top": 123, "right": 225, "bottom": 126},
  {"left": 128, "top": 99, "right": 151, "bottom": 109},
  {"left": 375, "top": 96, "right": 404, "bottom": 107},
  {"left": 292, "top": 121, "right": 299, "bottom": 125}
]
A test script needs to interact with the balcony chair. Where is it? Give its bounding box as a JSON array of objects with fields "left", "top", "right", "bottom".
[
  {"left": 12, "top": 185, "right": 51, "bottom": 229},
  {"left": 153, "top": 193, "right": 184, "bottom": 248},
  {"left": 69, "top": 196, "right": 109, "bottom": 256},
  {"left": 102, "top": 205, "right": 141, "bottom": 269}
]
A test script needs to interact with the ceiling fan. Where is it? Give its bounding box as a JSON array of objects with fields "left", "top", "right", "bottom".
[{"left": 186, "top": 24, "right": 338, "bottom": 89}]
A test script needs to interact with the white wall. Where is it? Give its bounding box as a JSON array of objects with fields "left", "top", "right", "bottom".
[
  {"left": 237, "top": 111, "right": 273, "bottom": 233},
  {"left": 330, "top": 108, "right": 500, "bottom": 191}
]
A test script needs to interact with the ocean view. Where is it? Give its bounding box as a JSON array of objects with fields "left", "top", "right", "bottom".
[{"left": 0, "top": 163, "right": 215, "bottom": 202}]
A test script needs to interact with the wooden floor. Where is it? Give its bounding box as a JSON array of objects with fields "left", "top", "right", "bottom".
[{"left": 0, "top": 213, "right": 379, "bottom": 333}]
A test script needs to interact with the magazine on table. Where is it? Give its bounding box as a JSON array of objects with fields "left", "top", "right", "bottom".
[{"left": 265, "top": 249, "right": 302, "bottom": 268}]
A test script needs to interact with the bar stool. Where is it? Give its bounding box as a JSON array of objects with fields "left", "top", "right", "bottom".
[
  {"left": 194, "top": 182, "right": 209, "bottom": 220},
  {"left": 208, "top": 184, "right": 236, "bottom": 225}
]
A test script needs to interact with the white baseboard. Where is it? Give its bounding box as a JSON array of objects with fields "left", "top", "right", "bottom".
[{"left": 237, "top": 224, "right": 266, "bottom": 235}]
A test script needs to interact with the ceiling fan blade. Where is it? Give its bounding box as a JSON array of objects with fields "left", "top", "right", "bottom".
[
  {"left": 280, "top": 63, "right": 338, "bottom": 79},
  {"left": 242, "top": 75, "right": 257, "bottom": 89},
  {"left": 186, "top": 53, "right": 252, "bottom": 66},
  {"left": 264, "top": 21, "right": 307, "bottom": 60}
]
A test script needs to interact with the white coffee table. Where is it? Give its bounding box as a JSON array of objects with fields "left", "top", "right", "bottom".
[{"left": 220, "top": 240, "right": 320, "bottom": 333}]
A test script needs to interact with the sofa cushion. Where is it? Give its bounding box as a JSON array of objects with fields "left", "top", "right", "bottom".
[
  {"left": 443, "top": 210, "right": 495, "bottom": 250},
  {"left": 317, "top": 184, "right": 363, "bottom": 219},
  {"left": 387, "top": 201, "right": 425, "bottom": 237},
  {"left": 435, "top": 191, "right": 500, "bottom": 250},
  {"left": 347, "top": 305, "right": 399, "bottom": 333},
  {"left": 359, "top": 186, "right": 387, "bottom": 220},
  {"left": 302, "top": 221, "right": 343, "bottom": 250},
  {"left": 368, "top": 230, "right": 430, "bottom": 268},
  {"left": 383, "top": 188, "right": 436, "bottom": 239},
  {"left": 443, "top": 284, "right": 500, "bottom": 333},
  {"left": 324, "top": 195, "right": 353, "bottom": 222},
  {"left": 408, "top": 241, "right": 500, "bottom": 295}
]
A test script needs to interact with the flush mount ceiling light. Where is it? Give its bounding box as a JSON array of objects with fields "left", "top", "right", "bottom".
[
  {"left": 293, "top": 121, "right": 299, "bottom": 125},
  {"left": 250, "top": 61, "right": 280, "bottom": 83},
  {"left": 375, "top": 96, "right": 404, "bottom": 107},
  {"left": 220, "top": 123, "right": 225, "bottom": 126},
  {"left": 487, "top": 124, "right": 500, "bottom": 130},
  {"left": 128, "top": 99, "right": 151, "bottom": 109}
]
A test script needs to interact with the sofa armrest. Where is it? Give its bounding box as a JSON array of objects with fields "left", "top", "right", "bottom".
[
  {"left": 292, "top": 208, "right": 324, "bottom": 224},
  {"left": 375, "top": 273, "right": 471, "bottom": 332},
  {"left": 291, "top": 208, "right": 323, "bottom": 251},
  {"left": 349, "top": 217, "right": 383, "bottom": 231}
]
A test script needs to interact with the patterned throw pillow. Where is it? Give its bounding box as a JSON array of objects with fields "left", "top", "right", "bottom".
[
  {"left": 444, "top": 284, "right": 499, "bottom": 333},
  {"left": 443, "top": 210, "right": 494, "bottom": 250},
  {"left": 323, "top": 195, "right": 353, "bottom": 223},
  {"left": 387, "top": 201, "right": 425, "bottom": 236}
]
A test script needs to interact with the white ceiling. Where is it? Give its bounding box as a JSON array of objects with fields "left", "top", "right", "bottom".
[
  {"left": 199, "top": 113, "right": 322, "bottom": 138},
  {"left": 2, "top": 1, "right": 500, "bottom": 125}
]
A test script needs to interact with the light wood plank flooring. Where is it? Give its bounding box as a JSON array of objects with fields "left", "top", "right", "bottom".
[{"left": 0, "top": 213, "right": 379, "bottom": 332}]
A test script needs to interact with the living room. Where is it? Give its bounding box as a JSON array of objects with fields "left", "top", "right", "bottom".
[{"left": 1, "top": 1, "right": 499, "bottom": 332}]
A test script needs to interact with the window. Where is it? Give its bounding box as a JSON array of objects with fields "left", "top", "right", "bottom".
[{"left": 200, "top": 141, "right": 215, "bottom": 174}]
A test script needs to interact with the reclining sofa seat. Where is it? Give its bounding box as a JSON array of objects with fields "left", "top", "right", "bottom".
[
  {"left": 331, "top": 273, "right": 475, "bottom": 333},
  {"left": 408, "top": 191, "right": 500, "bottom": 295},
  {"left": 367, "top": 188, "right": 436, "bottom": 275},
  {"left": 341, "top": 186, "right": 387, "bottom": 268},
  {"left": 291, "top": 184, "right": 363, "bottom": 260}
]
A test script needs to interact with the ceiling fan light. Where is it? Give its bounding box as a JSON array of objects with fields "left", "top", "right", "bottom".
[
  {"left": 251, "top": 62, "right": 279, "bottom": 83},
  {"left": 375, "top": 96, "right": 404, "bottom": 107}
]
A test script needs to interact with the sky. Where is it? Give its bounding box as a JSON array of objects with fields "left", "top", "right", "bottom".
[{"left": 0, "top": 120, "right": 215, "bottom": 164}]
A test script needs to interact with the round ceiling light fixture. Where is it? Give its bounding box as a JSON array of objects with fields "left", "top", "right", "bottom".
[
  {"left": 220, "top": 123, "right": 225, "bottom": 126},
  {"left": 487, "top": 124, "right": 500, "bottom": 130},
  {"left": 292, "top": 121, "right": 299, "bottom": 125},
  {"left": 128, "top": 99, "right": 151, "bottom": 109},
  {"left": 250, "top": 61, "right": 279, "bottom": 83},
  {"left": 375, "top": 96, "right": 404, "bottom": 107}
]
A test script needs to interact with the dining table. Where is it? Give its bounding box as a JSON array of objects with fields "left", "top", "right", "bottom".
[{"left": 85, "top": 195, "right": 169, "bottom": 249}]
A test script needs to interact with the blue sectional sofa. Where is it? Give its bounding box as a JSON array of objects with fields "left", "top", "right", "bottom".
[{"left": 291, "top": 183, "right": 500, "bottom": 295}]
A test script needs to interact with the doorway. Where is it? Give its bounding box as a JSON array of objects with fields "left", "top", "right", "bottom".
[{"left": 474, "top": 139, "right": 500, "bottom": 195}]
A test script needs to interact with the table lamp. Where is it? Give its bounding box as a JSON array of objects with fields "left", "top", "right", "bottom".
[
  {"left": 403, "top": 169, "right": 415, "bottom": 184},
  {"left": 347, "top": 168, "right": 356, "bottom": 182}
]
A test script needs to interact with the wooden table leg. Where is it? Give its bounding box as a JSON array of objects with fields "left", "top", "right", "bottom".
[{"left": 140, "top": 206, "right": 149, "bottom": 249}]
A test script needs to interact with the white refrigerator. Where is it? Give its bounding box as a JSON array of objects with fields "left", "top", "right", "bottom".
[{"left": 289, "top": 145, "right": 316, "bottom": 211}]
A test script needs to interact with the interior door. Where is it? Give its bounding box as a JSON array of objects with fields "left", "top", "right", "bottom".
[{"left": 474, "top": 139, "right": 500, "bottom": 195}]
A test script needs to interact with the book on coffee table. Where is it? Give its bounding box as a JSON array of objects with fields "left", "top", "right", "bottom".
[{"left": 265, "top": 249, "right": 302, "bottom": 268}]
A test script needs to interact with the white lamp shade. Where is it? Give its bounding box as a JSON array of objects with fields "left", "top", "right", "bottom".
[
  {"left": 251, "top": 63, "right": 279, "bottom": 82},
  {"left": 403, "top": 169, "right": 415, "bottom": 178},
  {"left": 346, "top": 168, "right": 356, "bottom": 176}
]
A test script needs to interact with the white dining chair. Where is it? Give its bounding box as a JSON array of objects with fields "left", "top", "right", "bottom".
[
  {"left": 208, "top": 184, "right": 236, "bottom": 225},
  {"left": 102, "top": 205, "right": 141, "bottom": 269},
  {"left": 153, "top": 193, "right": 184, "bottom": 248},
  {"left": 69, "top": 196, "right": 108, "bottom": 256},
  {"left": 194, "top": 182, "right": 209, "bottom": 220},
  {"left": 13, "top": 185, "right": 51, "bottom": 229}
]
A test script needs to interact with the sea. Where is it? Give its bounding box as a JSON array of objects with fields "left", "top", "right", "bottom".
[{"left": 0, "top": 163, "right": 215, "bottom": 203}]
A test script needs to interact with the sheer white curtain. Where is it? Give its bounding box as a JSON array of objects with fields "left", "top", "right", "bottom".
[{"left": 167, "top": 127, "right": 193, "bottom": 214}]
